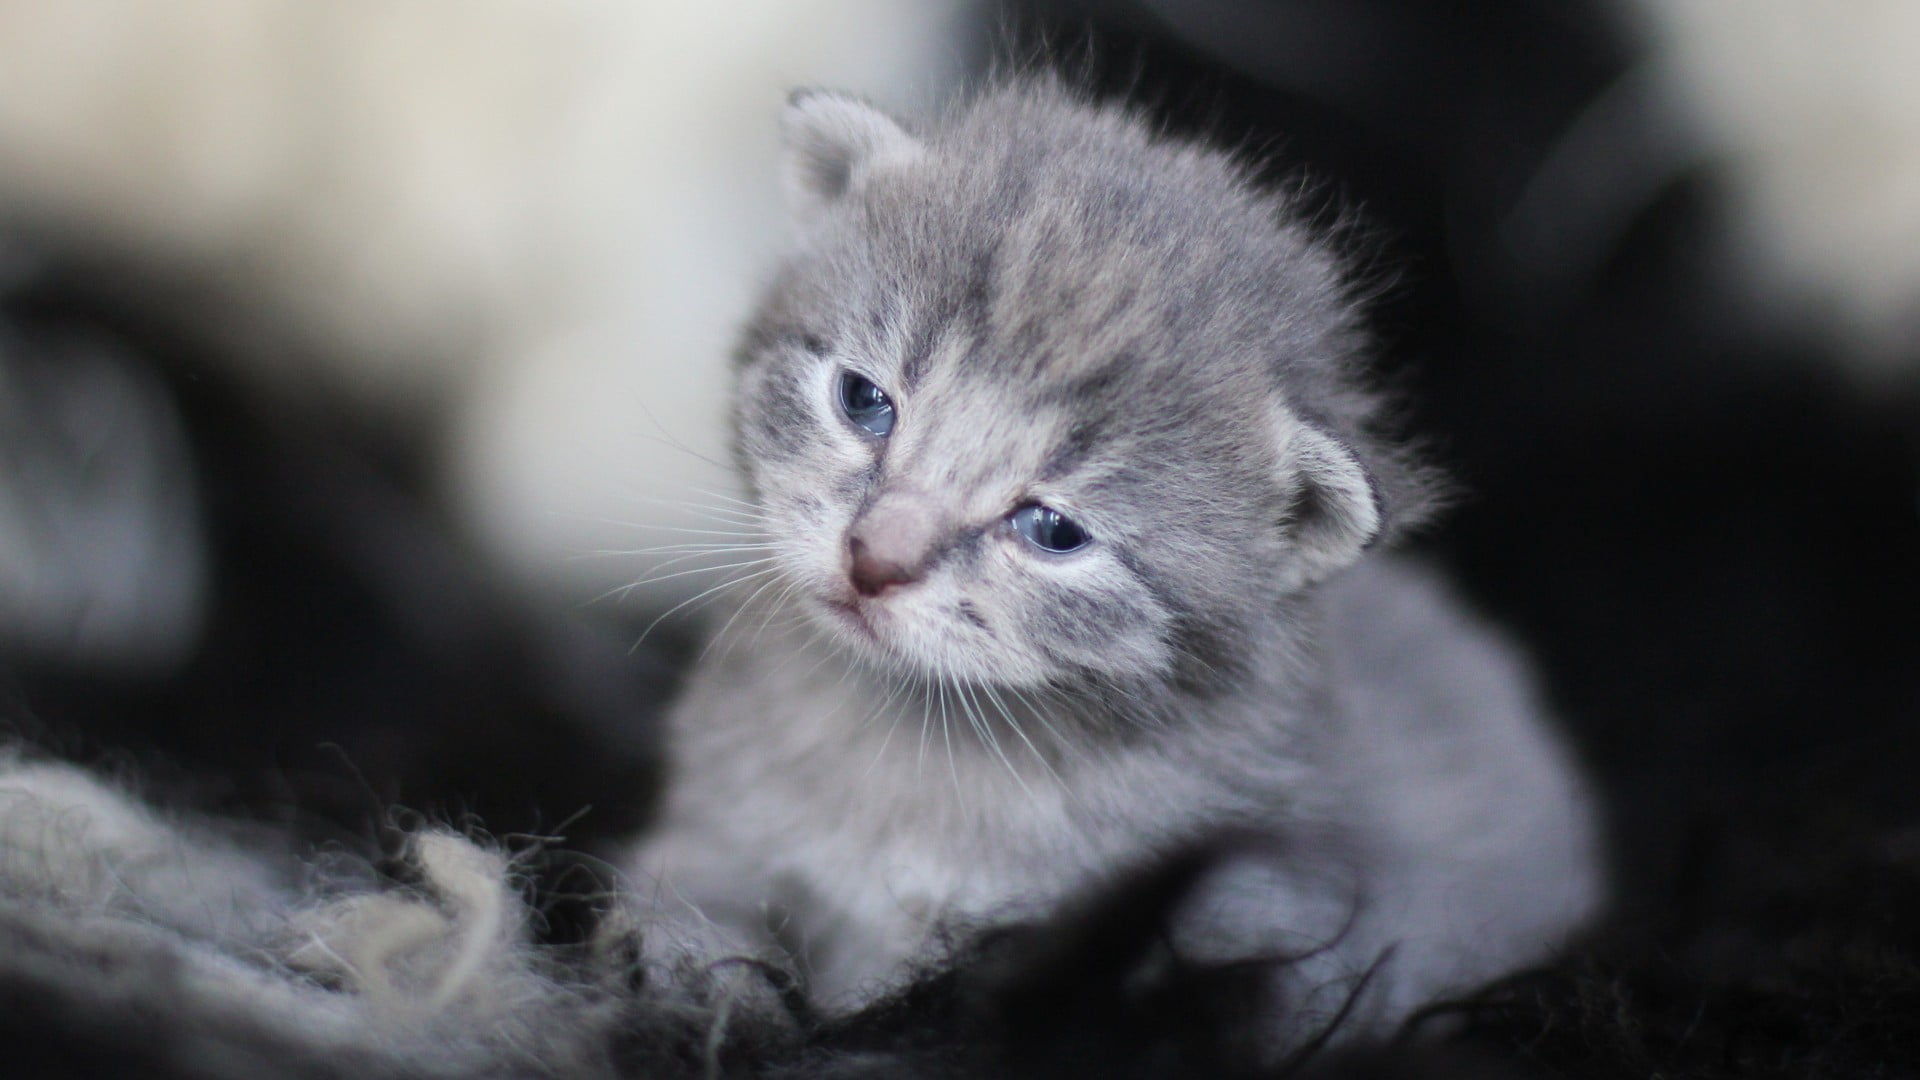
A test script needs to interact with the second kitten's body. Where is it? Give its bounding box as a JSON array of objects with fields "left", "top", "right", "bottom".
[{"left": 630, "top": 81, "right": 1600, "bottom": 1042}]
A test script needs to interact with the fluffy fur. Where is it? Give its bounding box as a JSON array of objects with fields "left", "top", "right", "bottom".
[
  {"left": 0, "top": 753, "right": 632, "bottom": 1078},
  {"left": 628, "top": 81, "right": 1603, "bottom": 1051}
]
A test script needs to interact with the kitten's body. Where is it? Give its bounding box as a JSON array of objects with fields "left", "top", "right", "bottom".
[{"left": 631, "top": 81, "right": 1601, "bottom": 1040}]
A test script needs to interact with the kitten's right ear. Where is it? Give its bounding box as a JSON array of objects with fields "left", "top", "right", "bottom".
[
  {"left": 781, "top": 89, "right": 921, "bottom": 224},
  {"left": 1273, "top": 415, "right": 1383, "bottom": 588}
]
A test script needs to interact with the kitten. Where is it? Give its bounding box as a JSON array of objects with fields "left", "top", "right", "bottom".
[{"left": 628, "top": 80, "right": 1602, "bottom": 1044}]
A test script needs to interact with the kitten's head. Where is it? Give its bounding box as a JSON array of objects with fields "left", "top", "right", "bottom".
[{"left": 730, "top": 82, "right": 1431, "bottom": 696}]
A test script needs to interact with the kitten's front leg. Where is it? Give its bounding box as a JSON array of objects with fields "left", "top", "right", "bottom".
[{"left": 619, "top": 821, "right": 803, "bottom": 1014}]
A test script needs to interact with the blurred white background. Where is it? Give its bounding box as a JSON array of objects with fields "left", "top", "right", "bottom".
[
  {"left": 1630, "top": 0, "right": 1920, "bottom": 373},
  {"left": 0, "top": 0, "right": 971, "bottom": 612}
]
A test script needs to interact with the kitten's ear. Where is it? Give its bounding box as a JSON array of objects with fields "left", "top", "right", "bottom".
[
  {"left": 1274, "top": 415, "right": 1383, "bottom": 585},
  {"left": 781, "top": 89, "right": 921, "bottom": 223}
]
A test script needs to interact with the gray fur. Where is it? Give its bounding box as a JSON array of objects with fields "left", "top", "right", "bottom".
[
  {"left": 630, "top": 80, "right": 1603, "bottom": 1045},
  {"left": 0, "top": 755, "right": 629, "bottom": 1077}
]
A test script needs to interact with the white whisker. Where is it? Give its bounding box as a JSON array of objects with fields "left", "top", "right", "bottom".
[
  {"left": 859, "top": 668, "right": 914, "bottom": 780},
  {"left": 686, "top": 486, "right": 767, "bottom": 512},
  {"left": 916, "top": 668, "right": 934, "bottom": 780},
  {"left": 590, "top": 556, "right": 781, "bottom": 606},
  {"left": 554, "top": 503, "right": 770, "bottom": 533},
  {"left": 960, "top": 678, "right": 1033, "bottom": 802},
  {"left": 631, "top": 402, "right": 737, "bottom": 474},
  {"left": 579, "top": 542, "right": 781, "bottom": 562},
  {"left": 937, "top": 674, "right": 963, "bottom": 815},
  {"left": 702, "top": 571, "right": 788, "bottom": 663},
  {"left": 983, "top": 681, "right": 1069, "bottom": 799},
  {"left": 631, "top": 565, "right": 782, "bottom": 651},
  {"left": 746, "top": 579, "right": 805, "bottom": 652}
]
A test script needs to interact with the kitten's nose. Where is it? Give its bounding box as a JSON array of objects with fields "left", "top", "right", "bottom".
[
  {"left": 848, "top": 536, "right": 919, "bottom": 596},
  {"left": 845, "top": 492, "right": 942, "bottom": 597}
]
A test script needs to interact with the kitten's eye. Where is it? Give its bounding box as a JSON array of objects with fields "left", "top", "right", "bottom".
[
  {"left": 1010, "top": 503, "right": 1091, "bottom": 553},
  {"left": 838, "top": 371, "right": 896, "bottom": 437}
]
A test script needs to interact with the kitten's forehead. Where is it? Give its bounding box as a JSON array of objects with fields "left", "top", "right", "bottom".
[
  {"left": 860, "top": 212, "right": 1261, "bottom": 464},
  {"left": 840, "top": 131, "right": 1295, "bottom": 398}
]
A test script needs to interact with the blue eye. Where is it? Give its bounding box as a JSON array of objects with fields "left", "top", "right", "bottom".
[
  {"left": 1010, "top": 503, "right": 1090, "bottom": 553},
  {"left": 838, "top": 371, "right": 895, "bottom": 437}
]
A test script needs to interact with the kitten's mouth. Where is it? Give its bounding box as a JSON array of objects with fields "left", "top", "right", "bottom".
[{"left": 823, "top": 596, "right": 880, "bottom": 641}]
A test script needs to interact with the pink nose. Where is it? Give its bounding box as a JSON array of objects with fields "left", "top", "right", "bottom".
[
  {"left": 845, "top": 491, "right": 943, "bottom": 597},
  {"left": 848, "top": 536, "right": 919, "bottom": 596}
]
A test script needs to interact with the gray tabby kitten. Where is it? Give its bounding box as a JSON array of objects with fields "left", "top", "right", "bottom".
[{"left": 629, "top": 81, "right": 1601, "bottom": 1043}]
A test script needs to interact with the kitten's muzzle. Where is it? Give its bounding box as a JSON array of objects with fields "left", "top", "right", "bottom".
[{"left": 845, "top": 492, "right": 944, "bottom": 597}]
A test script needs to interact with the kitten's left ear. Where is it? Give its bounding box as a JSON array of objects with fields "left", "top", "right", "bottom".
[
  {"left": 781, "top": 89, "right": 921, "bottom": 224},
  {"left": 1274, "top": 415, "right": 1383, "bottom": 586}
]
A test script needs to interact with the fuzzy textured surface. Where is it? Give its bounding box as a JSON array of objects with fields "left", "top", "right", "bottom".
[
  {"left": 0, "top": 755, "right": 632, "bottom": 1078},
  {"left": 8, "top": 752, "right": 1919, "bottom": 1079}
]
